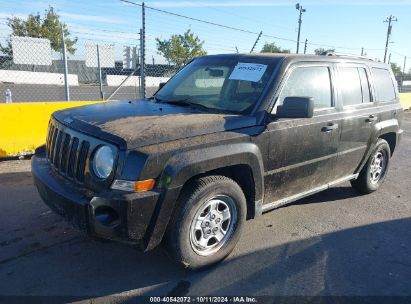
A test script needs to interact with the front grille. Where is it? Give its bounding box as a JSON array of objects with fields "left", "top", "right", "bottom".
[{"left": 46, "top": 122, "right": 90, "bottom": 183}]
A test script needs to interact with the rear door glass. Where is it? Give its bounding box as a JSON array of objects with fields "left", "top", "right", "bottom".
[
  {"left": 339, "top": 67, "right": 363, "bottom": 106},
  {"left": 372, "top": 68, "right": 396, "bottom": 102},
  {"left": 339, "top": 67, "right": 372, "bottom": 106}
]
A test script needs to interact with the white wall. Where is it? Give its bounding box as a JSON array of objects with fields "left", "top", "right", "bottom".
[
  {"left": 0, "top": 70, "right": 79, "bottom": 86},
  {"left": 106, "top": 75, "right": 170, "bottom": 87}
]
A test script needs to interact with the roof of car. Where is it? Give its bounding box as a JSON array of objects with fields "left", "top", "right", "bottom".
[{"left": 199, "top": 53, "right": 389, "bottom": 68}]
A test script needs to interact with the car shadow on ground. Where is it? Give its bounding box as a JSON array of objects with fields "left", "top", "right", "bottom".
[
  {"left": 1, "top": 212, "right": 410, "bottom": 299},
  {"left": 293, "top": 186, "right": 361, "bottom": 206},
  {"left": 1, "top": 170, "right": 410, "bottom": 300}
]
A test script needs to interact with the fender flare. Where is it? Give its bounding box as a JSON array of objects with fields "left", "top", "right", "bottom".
[
  {"left": 356, "top": 118, "right": 400, "bottom": 173},
  {"left": 160, "top": 142, "right": 264, "bottom": 203},
  {"left": 144, "top": 142, "right": 265, "bottom": 250}
]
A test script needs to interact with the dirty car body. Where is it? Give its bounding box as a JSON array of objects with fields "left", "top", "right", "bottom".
[{"left": 32, "top": 54, "right": 403, "bottom": 266}]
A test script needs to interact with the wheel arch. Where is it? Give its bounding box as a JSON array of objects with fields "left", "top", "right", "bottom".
[{"left": 144, "top": 143, "right": 265, "bottom": 251}]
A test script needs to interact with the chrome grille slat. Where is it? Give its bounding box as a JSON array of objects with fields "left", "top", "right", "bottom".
[
  {"left": 77, "top": 142, "right": 89, "bottom": 181},
  {"left": 67, "top": 137, "right": 79, "bottom": 178},
  {"left": 76, "top": 141, "right": 90, "bottom": 182},
  {"left": 53, "top": 130, "right": 64, "bottom": 168},
  {"left": 47, "top": 125, "right": 55, "bottom": 159},
  {"left": 60, "top": 133, "right": 71, "bottom": 174},
  {"left": 46, "top": 122, "right": 91, "bottom": 184},
  {"left": 50, "top": 128, "right": 59, "bottom": 164}
]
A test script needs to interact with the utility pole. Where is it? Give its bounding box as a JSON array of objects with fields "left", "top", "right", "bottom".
[
  {"left": 388, "top": 53, "right": 391, "bottom": 64},
  {"left": 304, "top": 39, "right": 308, "bottom": 54},
  {"left": 361, "top": 48, "right": 364, "bottom": 56},
  {"left": 295, "top": 3, "right": 306, "bottom": 54},
  {"left": 250, "top": 31, "right": 262, "bottom": 53},
  {"left": 235, "top": 46, "right": 239, "bottom": 53},
  {"left": 401, "top": 56, "right": 407, "bottom": 92},
  {"left": 383, "top": 15, "right": 397, "bottom": 63}
]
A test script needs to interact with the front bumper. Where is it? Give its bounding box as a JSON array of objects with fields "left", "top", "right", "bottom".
[{"left": 32, "top": 151, "right": 163, "bottom": 250}]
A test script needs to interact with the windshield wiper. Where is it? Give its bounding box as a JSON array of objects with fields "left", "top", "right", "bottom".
[
  {"left": 148, "top": 96, "right": 162, "bottom": 103},
  {"left": 161, "top": 98, "right": 212, "bottom": 111}
]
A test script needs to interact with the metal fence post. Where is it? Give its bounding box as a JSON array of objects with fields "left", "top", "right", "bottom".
[
  {"left": 61, "top": 25, "right": 70, "bottom": 101},
  {"left": 141, "top": 2, "right": 146, "bottom": 98},
  {"left": 97, "top": 44, "right": 104, "bottom": 100}
]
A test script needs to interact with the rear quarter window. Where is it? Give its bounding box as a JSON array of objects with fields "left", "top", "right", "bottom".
[{"left": 372, "top": 68, "right": 396, "bottom": 102}]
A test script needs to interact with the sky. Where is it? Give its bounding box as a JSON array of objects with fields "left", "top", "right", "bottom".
[{"left": 0, "top": 0, "right": 410, "bottom": 71}]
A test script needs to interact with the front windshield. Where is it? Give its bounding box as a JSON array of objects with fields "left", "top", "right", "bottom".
[{"left": 154, "top": 57, "right": 277, "bottom": 114}]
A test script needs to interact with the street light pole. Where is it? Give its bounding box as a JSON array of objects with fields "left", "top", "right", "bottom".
[
  {"left": 295, "top": 3, "right": 306, "bottom": 54},
  {"left": 383, "top": 15, "right": 397, "bottom": 63}
]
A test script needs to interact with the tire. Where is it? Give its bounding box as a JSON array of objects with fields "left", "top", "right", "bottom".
[
  {"left": 164, "top": 175, "right": 247, "bottom": 270},
  {"left": 350, "top": 139, "right": 391, "bottom": 194}
]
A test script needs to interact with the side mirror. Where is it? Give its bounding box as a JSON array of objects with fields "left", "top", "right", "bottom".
[
  {"left": 276, "top": 96, "right": 314, "bottom": 118},
  {"left": 159, "top": 82, "right": 166, "bottom": 90}
]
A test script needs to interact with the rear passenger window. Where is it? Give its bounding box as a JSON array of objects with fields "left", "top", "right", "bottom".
[
  {"left": 372, "top": 68, "right": 396, "bottom": 102},
  {"left": 339, "top": 67, "right": 372, "bottom": 106},
  {"left": 339, "top": 67, "right": 363, "bottom": 106},
  {"left": 278, "top": 66, "right": 332, "bottom": 109}
]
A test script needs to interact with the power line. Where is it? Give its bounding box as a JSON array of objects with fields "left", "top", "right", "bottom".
[
  {"left": 120, "top": 0, "right": 260, "bottom": 36},
  {"left": 119, "top": 0, "right": 387, "bottom": 53}
]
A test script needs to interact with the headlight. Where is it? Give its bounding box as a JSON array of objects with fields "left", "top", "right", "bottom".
[{"left": 93, "top": 146, "right": 114, "bottom": 179}]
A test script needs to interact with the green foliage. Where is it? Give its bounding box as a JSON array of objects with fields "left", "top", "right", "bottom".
[
  {"left": 156, "top": 29, "right": 207, "bottom": 67},
  {"left": 314, "top": 48, "right": 335, "bottom": 55},
  {"left": 0, "top": 6, "right": 77, "bottom": 56},
  {"left": 390, "top": 62, "right": 402, "bottom": 76},
  {"left": 260, "top": 42, "right": 290, "bottom": 54}
]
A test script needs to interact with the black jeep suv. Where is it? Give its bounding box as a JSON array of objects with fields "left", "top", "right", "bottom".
[{"left": 32, "top": 53, "right": 403, "bottom": 269}]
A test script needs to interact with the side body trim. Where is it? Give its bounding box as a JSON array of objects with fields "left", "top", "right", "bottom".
[{"left": 261, "top": 174, "right": 359, "bottom": 213}]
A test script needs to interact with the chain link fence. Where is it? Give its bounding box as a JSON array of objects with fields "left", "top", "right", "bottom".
[
  {"left": 0, "top": 37, "right": 146, "bottom": 102},
  {"left": 1, "top": 1, "right": 410, "bottom": 102}
]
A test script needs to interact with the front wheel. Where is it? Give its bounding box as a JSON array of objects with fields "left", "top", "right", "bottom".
[
  {"left": 164, "top": 175, "right": 246, "bottom": 270},
  {"left": 351, "top": 139, "right": 391, "bottom": 194}
]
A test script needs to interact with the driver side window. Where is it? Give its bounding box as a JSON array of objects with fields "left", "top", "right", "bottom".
[{"left": 278, "top": 66, "right": 332, "bottom": 110}]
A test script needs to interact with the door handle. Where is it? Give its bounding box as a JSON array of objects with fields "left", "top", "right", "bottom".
[
  {"left": 322, "top": 123, "right": 338, "bottom": 132},
  {"left": 366, "top": 115, "right": 378, "bottom": 123}
]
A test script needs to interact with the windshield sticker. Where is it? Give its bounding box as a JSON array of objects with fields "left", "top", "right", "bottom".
[{"left": 229, "top": 62, "right": 268, "bottom": 82}]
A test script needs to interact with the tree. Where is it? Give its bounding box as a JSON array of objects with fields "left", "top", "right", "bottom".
[
  {"left": 260, "top": 42, "right": 290, "bottom": 54},
  {"left": 156, "top": 29, "right": 207, "bottom": 67},
  {"left": 390, "top": 62, "right": 401, "bottom": 77},
  {"left": 0, "top": 6, "right": 77, "bottom": 56},
  {"left": 314, "top": 48, "right": 335, "bottom": 55}
]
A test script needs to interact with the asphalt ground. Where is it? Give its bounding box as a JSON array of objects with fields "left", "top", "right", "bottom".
[{"left": 0, "top": 112, "right": 410, "bottom": 302}]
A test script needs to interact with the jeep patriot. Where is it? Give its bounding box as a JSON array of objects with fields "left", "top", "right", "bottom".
[{"left": 32, "top": 53, "right": 403, "bottom": 269}]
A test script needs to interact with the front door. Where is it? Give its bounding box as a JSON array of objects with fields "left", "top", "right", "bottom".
[{"left": 264, "top": 63, "right": 342, "bottom": 205}]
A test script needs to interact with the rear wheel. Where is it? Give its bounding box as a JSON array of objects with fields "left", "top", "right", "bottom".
[
  {"left": 164, "top": 175, "right": 246, "bottom": 270},
  {"left": 351, "top": 139, "right": 391, "bottom": 194}
]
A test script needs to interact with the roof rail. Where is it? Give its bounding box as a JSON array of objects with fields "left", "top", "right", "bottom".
[{"left": 320, "top": 51, "right": 380, "bottom": 62}]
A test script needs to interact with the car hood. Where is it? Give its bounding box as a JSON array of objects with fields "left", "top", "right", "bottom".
[{"left": 53, "top": 99, "right": 257, "bottom": 149}]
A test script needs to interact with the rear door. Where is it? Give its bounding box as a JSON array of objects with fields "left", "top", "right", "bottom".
[
  {"left": 264, "top": 63, "right": 342, "bottom": 204},
  {"left": 334, "top": 64, "right": 378, "bottom": 177}
]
